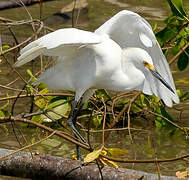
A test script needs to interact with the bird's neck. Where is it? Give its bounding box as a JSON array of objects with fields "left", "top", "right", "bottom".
[{"left": 120, "top": 62, "right": 145, "bottom": 91}]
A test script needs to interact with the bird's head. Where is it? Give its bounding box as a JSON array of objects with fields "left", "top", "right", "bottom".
[
  {"left": 122, "top": 48, "right": 175, "bottom": 94},
  {"left": 142, "top": 55, "right": 175, "bottom": 94}
]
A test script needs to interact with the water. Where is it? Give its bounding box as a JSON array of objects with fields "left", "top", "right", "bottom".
[{"left": 0, "top": 0, "right": 189, "bottom": 178}]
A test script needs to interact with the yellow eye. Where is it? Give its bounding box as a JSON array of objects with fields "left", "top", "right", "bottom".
[{"left": 143, "top": 61, "right": 155, "bottom": 70}]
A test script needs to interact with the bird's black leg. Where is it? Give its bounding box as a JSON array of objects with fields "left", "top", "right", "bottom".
[
  {"left": 72, "top": 101, "right": 85, "bottom": 160},
  {"left": 67, "top": 100, "right": 88, "bottom": 160},
  {"left": 67, "top": 100, "right": 87, "bottom": 144},
  {"left": 67, "top": 90, "right": 95, "bottom": 160}
]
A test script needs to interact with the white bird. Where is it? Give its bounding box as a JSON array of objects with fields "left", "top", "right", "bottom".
[{"left": 14, "top": 10, "right": 179, "bottom": 159}]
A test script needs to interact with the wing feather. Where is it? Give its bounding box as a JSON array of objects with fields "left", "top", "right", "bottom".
[
  {"left": 14, "top": 28, "right": 101, "bottom": 67},
  {"left": 95, "top": 10, "right": 179, "bottom": 106}
]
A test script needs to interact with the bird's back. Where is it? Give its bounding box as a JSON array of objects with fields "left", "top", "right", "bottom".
[{"left": 36, "top": 36, "right": 123, "bottom": 92}]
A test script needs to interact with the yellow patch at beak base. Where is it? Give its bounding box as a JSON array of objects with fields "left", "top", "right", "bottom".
[{"left": 143, "top": 61, "right": 155, "bottom": 71}]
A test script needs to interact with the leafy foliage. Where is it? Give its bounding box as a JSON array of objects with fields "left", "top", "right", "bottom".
[
  {"left": 167, "top": 0, "right": 187, "bottom": 18},
  {"left": 177, "top": 47, "right": 189, "bottom": 71},
  {"left": 84, "top": 148, "right": 102, "bottom": 164},
  {"left": 156, "top": 0, "right": 189, "bottom": 71}
]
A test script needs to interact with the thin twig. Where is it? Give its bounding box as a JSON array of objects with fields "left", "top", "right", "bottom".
[
  {"left": 148, "top": 110, "right": 188, "bottom": 135},
  {"left": 0, "top": 116, "right": 90, "bottom": 150},
  {"left": 0, "top": 84, "right": 26, "bottom": 92},
  {"left": 8, "top": 26, "right": 19, "bottom": 46},
  {"left": 39, "top": 0, "right": 43, "bottom": 21},
  {"left": 151, "top": 133, "right": 161, "bottom": 179},
  {"left": 75, "top": 1, "right": 81, "bottom": 27},
  {"left": 155, "top": 160, "right": 161, "bottom": 180},
  {"left": 109, "top": 92, "right": 140, "bottom": 129},
  {"left": 165, "top": 21, "right": 189, "bottom": 45},
  {"left": 0, "top": 20, "right": 43, "bottom": 57},
  {"left": 72, "top": 0, "right": 77, "bottom": 27},
  {"left": 0, "top": 92, "right": 74, "bottom": 102},
  {"left": 18, "top": 0, "right": 35, "bottom": 32},
  {"left": 2, "top": 55, "right": 27, "bottom": 84},
  {"left": 0, "top": 117, "right": 188, "bottom": 164},
  {"left": 101, "top": 153, "right": 189, "bottom": 164},
  {"left": 102, "top": 100, "right": 107, "bottom": 147},
  {"left": 81, "top": 127, "right": 146, "bottom": 133},
  {"left": 0, "top": 130, "right": 57, "bottom": 161},
  {"left": 169, "top": 41, "right": 189, "bottom": 65},
  {"left": 96, "top": 159, "right": 104, "bottom": 180}
]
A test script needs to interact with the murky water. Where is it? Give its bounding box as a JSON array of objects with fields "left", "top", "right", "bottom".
[{"left": 0, "top": 0, "right": 189, "bottom": 179}]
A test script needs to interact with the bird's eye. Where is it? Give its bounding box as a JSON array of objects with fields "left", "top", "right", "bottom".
[{"left": 143, "top": 61, "right": 148, "bottom": 66}]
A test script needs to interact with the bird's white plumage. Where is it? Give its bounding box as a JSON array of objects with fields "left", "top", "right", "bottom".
[
  {"left": 14, "top": 28, "right": 102, "bottom": 67},
  {"left": 95, "top": 10, "right": 179, "bottom": 106},
  {"left": 14, "top": 10, "right": 179, "bottom": 107}
]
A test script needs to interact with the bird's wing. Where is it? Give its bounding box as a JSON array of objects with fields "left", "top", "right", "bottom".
[
  {"left": 14, "top": 28, "right": 101, "bottom": 67},
  {"left": 95, "top": 10, "right": 179, "bottom": 107}
]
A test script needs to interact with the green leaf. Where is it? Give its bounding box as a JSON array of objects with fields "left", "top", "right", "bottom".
[
  {"left": 84, "top": 148, "right": 102, "bottom": 164},
  {"left": 139, "top": 94, "right": 145, "bottom": 106},
  {"left": 165, "top": 16, "right": 179, "bottom": 26},
  {"left": 50, "top": 101, "right": 69, "bottom": 116},
  {"left": 155, "top": 105, "right": 175, "bottom": 128},
  {"left": 155, "top": 118, "right": 163, "bottom": 128},
  {"left": 35, "top": 98, "right": 47, "bottom": 109},
  {"left": 25, "top": 85, "right": 34, "bottom": 94},
  {"left": 177, "top": 48, "right": 189, "bottom": 71},
  {"left": 26, "top": 69, "right": 47, "bottom": 89},
  {"left": 38, "top": 83, "right": 47, "bottom": 90},
  {"left": 96, "top": 89, "right": 111, "bottom": 100},
  {"left": 179, "top": 91, "right": 189, "bottom": 101},
  {"left": 167, "top": 0, "right": 187, "bottom": 18},
  {"left": 93, "top": 115, "right": 103, "bottom": 128},
  {"left": 26, "top": 69, "right": 34, "bottom": 78},
  {"left": 131, "top": 103, "right": 142, "bottom": 113},
  {"left": 26, "top": 69, "right": 37, "bottom": 84},
  {"left": 32, "top": 114, "right": 42, "bottom": 123},
  {"left": 0, "top": 98, "right": 10, "bottom": 110},
  {"left": 0, "top": 109, "right": 10, "bottom": 117},
  {"left": 156, "top": 27, "right": 177, "bottom": 44},
  {"left": 46, "top": 99, "right": 68, "bottom": 110},
  {"left": 154, "top": 107, "right": 164, "bottom": 128},
  {"left": 176, "top": 89, "right": 181, "bottom": 98},
  {"left": 2, "top": 45, "right": 10, "bottom": 51},
  {"left": 41, "top": 100, "right": 69, "bottom": 122},
  {"left": 161, "top": 106, "right": 175, "bottom": 124},
  {"left": 0, "top": 110, "right": 5, "bottom": 117},
  {"left": 34, "top": 88, "right": 50, "bottom": 109}
]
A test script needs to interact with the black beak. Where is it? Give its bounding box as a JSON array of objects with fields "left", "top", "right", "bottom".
[{"left": 149, "top": 69, "right": 175, "bottom": 94}]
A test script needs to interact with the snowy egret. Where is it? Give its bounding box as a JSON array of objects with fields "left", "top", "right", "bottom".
[{"left": 14, "top": 10, "right": 179, "bottom": 159}]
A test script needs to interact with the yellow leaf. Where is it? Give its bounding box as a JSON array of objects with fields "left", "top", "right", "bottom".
[
  {"left": 35, "top": 98, "right": 47, "bottom": 109},
  {"left": 34, "top": 88, "right": 50, "bottom": 108},
  {"left": 107, "top": 147, "right": 128, "bottom": 157},
  {"left": 39, "top": 88, "right": 49, "bottom": 94},
  {"left": 101, "top": 150, "right": 107, "bottom": 155},
  {"left": 72, "top": 154, "right": 77, "bottom": 160},
  {"left": 84, "top": 148, "right": 102, "bottom": 164},
  {"left": 101, "top": 157, "right": 119, "bottom": 168},
  {"left": 99, "top": 158, "right": 108, "bottom": 166},
  {"left": 176, "top": 171, "right": 188, "bottom": 179}
]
